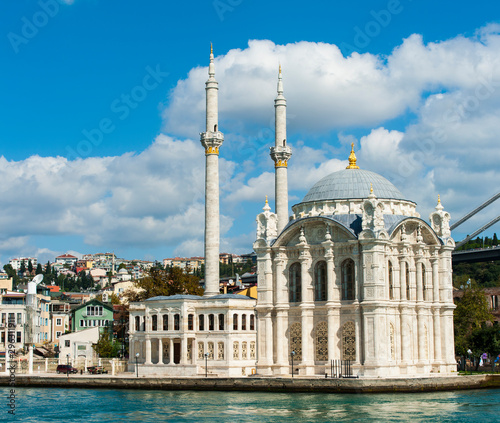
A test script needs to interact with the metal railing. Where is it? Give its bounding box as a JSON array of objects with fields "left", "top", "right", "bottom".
[{"left": 328, "top": 360, "right": 357, "bottom": 378}]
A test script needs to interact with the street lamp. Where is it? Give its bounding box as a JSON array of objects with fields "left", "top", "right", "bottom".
[
  {"left": 204, "top": 352, "right": 209, "bottom": 378},
  {"left": 135, "top": 353, "right": 139, "bottom": 378},
  {"left": 66, "top": 353, "right": 70, "bottom": 365},
  {"left": 291, "top": 351, "right": 295, "bottom": 378}
]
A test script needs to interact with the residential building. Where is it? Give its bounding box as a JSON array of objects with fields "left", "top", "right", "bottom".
[
  {"left": 71, "top": 299, "right": 113, "bottom": 332},
  {"left": 59, "top": 326, "right": 99, "bottom": 361},
  {"left": 55, "top": 254, "right": 78, "bottom": 267}
]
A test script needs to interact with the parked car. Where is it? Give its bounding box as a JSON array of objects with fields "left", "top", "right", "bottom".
[
  {"left": 56, "top": 364, "right": 78, "bottom": 374},
  {"left": 87, "top": 366, "right": 108, "bottom": 374}
]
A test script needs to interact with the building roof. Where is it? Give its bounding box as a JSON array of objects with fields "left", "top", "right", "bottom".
[
  {"left": 145, "top": 294, "right": 203, "bottom": 301},
  {"left": 301, "top": 168, "right": 407, "bottom": 204}
]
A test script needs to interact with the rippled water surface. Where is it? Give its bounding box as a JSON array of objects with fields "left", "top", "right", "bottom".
[{"left": 2, "top": 387, "right": 499, "bottom": 422}]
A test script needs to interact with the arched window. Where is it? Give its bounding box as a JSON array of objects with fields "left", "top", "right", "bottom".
[
  {"left": 233, "top": 341, "right": 239, "bottom": 359},
  {"left": 315, "top": 321, "right": 328, "bottom": 361},
  {"left": 188, "top": 314, "right": 194, "bottom": 331},
  {"left": 388, "top": 261, "right": 394, "bottom": 300},
  {"left": 174, "top": 314, "right": 180, "bottom": 331},
  {"left": 199, "top": 314, "right": 204, "bottom": 331},
  {"left": 241, "top": 314, "right": 247, "bottom": 330},
  {"left": 135, "top": 316, "right": 140, "bottom": 331},
  {"left": 218, "top": 313, "right": 224, "bottom": 331},
  {"left": 208, "top": 314, "right": 214, "bottom": 331},
  {"left": 217, "top": 342, "right": 224, "bottom": 359},
  {"left": 342, "top": 321, "right": 356, "bottom": 361},
  {"left": 341, "top": 259, "right": 355, "bottom": 300},
  {"left": 163, "top": 314, "right": 168, "bottom": 331},
  {"left": 233, "top": 314, "right": 238, "bottom": 331},
  {"left": 207, "top": 342, "right": 214, "bottom": 359},
  {"left": 289, "top": 262, "right": 302, "bottom": 303},
  {"left": 406, "top": 266, "right": 410, "bottom": 301},
  {"left": 314, "top": 261, "right": 327, "bottom": 301},
  {"left": 152, "top": 315, "right": 158, "bottom": 331},
  {"left": 241, "top": 342, "right": 247, "bottom": 359},
  {"left": 249, "top": 314, "right": 255, "bottom": 331},
  {"left": 197, "top": 342, "right": 204, "bottom": 359}
]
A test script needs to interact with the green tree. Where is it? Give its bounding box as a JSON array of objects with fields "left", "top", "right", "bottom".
[
  {"left": 19, "top": 261, "right": 26, "bottom": 275},
  {"left": 27, "top": 260, "right": 33, "bottom": 274},
  {"left": 469, "top": 326, "right": 500, "bottom": 371},
  {"left": 92, "top": 331, "right": 120, "bottom": 358},
  {"left": 124, "top": 267, "right": 204, "bottom": 302},
  {"left": 454, "top": 283, "right": 494, "bottom": 358},
  {"left": 3, "top": 264, "right": 16, "bottom": 279},
  {"left": 44, "top": 261, "right": 52, "bottom": 275},
  {"left": 35, "top": 263, "right": 43, "bottom": 275}
]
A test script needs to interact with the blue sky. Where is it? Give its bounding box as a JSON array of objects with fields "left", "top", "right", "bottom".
[{"left": 1, "top": 0, "right": 499, "bottom": 264}]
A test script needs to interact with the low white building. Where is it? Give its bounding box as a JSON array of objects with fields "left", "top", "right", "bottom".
[
  {"left": 59, "top": 326, "right": 99, "bottom": 361},
  {"left": 128, "top": 294, "right": 257, "bottom": 376}
]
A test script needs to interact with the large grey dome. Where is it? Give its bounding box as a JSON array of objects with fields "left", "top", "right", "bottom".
[{"left": 302, "top": 168, "right": 407, "bottom": 203}]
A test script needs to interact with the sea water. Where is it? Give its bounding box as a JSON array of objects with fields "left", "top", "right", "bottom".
[{"left": 2, "top": 387, "right": 499, "bottom": 422}]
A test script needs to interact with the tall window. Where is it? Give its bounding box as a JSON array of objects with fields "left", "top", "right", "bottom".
[
  {"left": 314, "top": 261, "right": 327, "bottom": 301},
  {"left": 163, "top": 315, "right": 168, "bottom": 331},
  {"left": 389, "top": 323, "right": 395, "bottom": 360},
  {"left": 152, "top": 315, "right": 158, "bottom": 331},
  {"left": 342, "top": 321, "right": 356, "bottom": 361},
  {"left": 199, "top": 314, "right": 205, "bottom": 331},
  {"left": 242, "top": 314, "right": 247, "bottom": 330},
  {"left": 315, "top": 321, "right": 328, "bottom": 361},
  {"left": 209, "top": 314, "right": 215, "bottom": 331},
  {"left": 388, "top": 261, "right": 394, "bottom": 300},
  {"left": 188, "top": 314, "right": 194, "bottom": 331},
  {"left": 218, "top": 314, "right": 224, "bottom": 331},
  {"left": 249, "top": 314, "right": 255, "bottom": 331},
  {"left": 341, "top": 259, "right": 355, "bottom": 300},
  {"left": 290, "top": 323, "right": 302, "bottom": 361},
  {"left": 233, "top": 314, "right": 238, "bottom": 331},
  {"left": 289, "top": 263, "right": 302, "bottom": 303},
  {"left": 421, "top": 264, "right": 426, "bottom": 300},
  {"left": 135, "top": 316, "right": 140, "bottom": 331},
  {"left": 406, "top": 266, "right": 410, "bottom": 301},
  {"left": 174, "top": 314, "right": 180, "bottom": 331}
]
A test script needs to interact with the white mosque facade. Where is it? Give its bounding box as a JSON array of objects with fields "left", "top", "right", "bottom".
[{"left": 128, "top": 49, "right": 457, "bottom": 378}]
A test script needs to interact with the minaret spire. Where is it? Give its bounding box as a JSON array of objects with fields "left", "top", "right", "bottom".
[
  {"left": 201, "top": 45, "right": 224, "bottom": 296},
  {"left": 270, "top": 65, "right": 292, "bottom": 233}
]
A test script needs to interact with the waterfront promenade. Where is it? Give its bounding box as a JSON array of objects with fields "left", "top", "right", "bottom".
[{"left": 2, "top": 372, "right": 499, "bottom": 393}]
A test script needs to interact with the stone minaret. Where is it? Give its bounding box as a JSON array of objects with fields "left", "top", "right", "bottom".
[
  {"left": 200, "top": 44, "right": 224, "bottom": 297},
  {"left": 270, "top": 66, "right": 292, "bottom": 233}
]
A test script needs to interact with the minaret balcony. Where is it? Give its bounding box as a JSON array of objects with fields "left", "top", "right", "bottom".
[
  {"left": 200, "top": 131, "right": 224, "bottom": 154},
  {"left": 270, "top": 145, "right": 292, "bottom": 162}
]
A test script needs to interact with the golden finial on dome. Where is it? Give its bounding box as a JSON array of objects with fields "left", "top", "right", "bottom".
[
  {"left": 437, "top": 194, "right": 441, "bottom": 204},
  {"left": 265, "top": 195, "right": 268, "bottom": 204},
  {"left": 210, "top": 43, "right": 213, "bottom": 54},
  {"left": 370, "top": 183, "right": 373, "bottom": 194},
  {"left": 346, "top": 142, "right": 360, "bottom": 169},
  {"left": 279, "top": 63, "right": 281, "bottom": 74}
]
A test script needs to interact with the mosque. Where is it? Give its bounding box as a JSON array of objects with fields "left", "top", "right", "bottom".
[{"left": 128, "top": 48, "right": 457, "bottom": 377}]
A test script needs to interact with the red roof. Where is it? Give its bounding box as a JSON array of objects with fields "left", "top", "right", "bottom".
[{"left": 56, "top": 254, "right": 77, "bottom": 259}]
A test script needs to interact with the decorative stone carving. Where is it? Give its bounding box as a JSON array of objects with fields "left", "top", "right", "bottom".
[
  {"left": 362, "top": 186, "right": 385, "bottom": 236},
  {"left": 256, "top": 197, "right": 278, "bottom": 244},
  {"left": 429, "top": 195, "right": 451, "bottom": 239}
]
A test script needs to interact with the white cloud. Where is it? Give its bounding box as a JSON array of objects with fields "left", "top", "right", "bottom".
[{"left": 5, "top": 27, "right": 500, "bottom": 262}]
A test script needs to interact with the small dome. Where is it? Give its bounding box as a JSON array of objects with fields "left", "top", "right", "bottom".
[{"left": 302, "top": 168, "right": 407, "bottom": 203}]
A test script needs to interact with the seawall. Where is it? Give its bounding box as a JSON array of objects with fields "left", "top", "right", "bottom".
[{"left": 1, "top": 374, "right": 499, "bottom": 393}]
